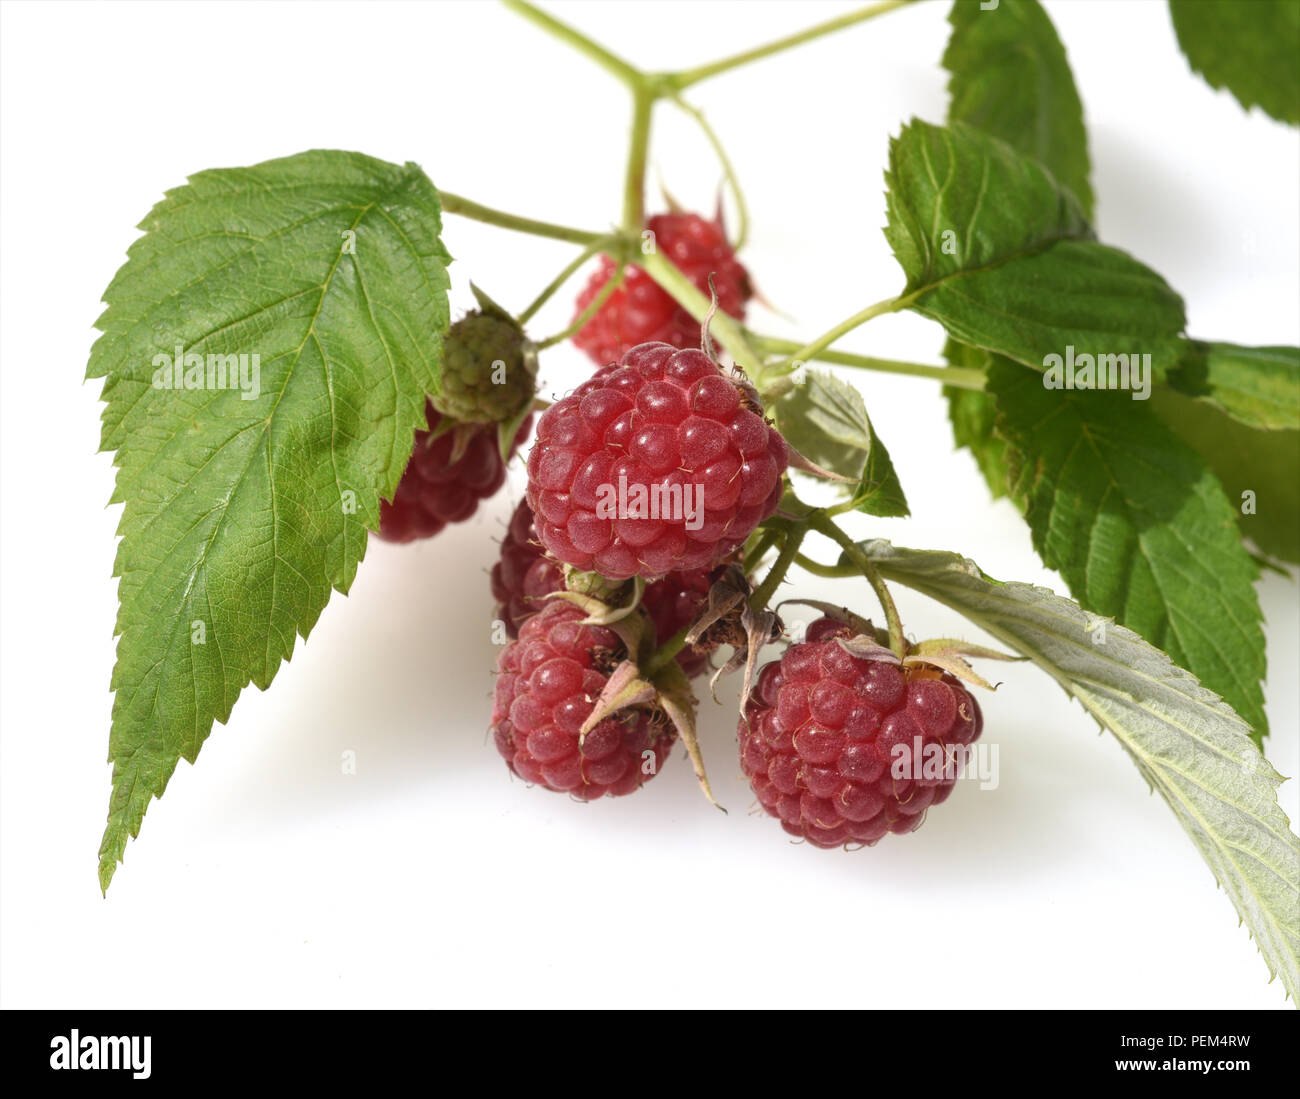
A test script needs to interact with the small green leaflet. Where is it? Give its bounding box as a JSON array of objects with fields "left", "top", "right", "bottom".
[
  {"left": 1167, "top": 342, "right": 1300, "bottom": 431},
  {"left": 944, "top": 0, "right": 1094, "bottom": 217},
  {"left": 857, "top": 540, "right": 1300, "bottom": 1001},
  {"left": 1170, "top": 0, "right": 1300, "bottom": 125},
  {"left": 87, "top": 150, "right": 451, "bottom": 890},
  {"left": 774, "top": 371, "right": 909, "bottom": 517},
  {"left": 1152, "top": 388, "right": 1300, "bottom": 565},
  {"left": 884, "top": 119, "right": 1187, "bottom": 376},
  {"left": 987, "top": 359, "right": 1268, "bottom": 744}
]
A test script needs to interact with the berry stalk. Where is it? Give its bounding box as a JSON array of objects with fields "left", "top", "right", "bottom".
[
  {"left": 502, "top": 0, "right": 642, "bottom": 88},
  {"left": 774, "top": 294, "right": 907, "bottom": 371},
  {"left": 669, "top": 96, "right": 750, "bottom": 250},
  {"left": 749, "top": 335, "right": 987, "bottom": 390},
  {"left": 623, "top": 86, "right": 655, "bottom": 232},
  {"left": 748, "top": 526, "right": 805, "bottom": 613},
  {"left": 517, "top": 239, "right": 609, "bottom": 324},
  {"left": 659, "top": 0, "right": 917, "bottom": 91},
  {"left": 438, "top": 190, "right": 605, "bottom": 245},
  {"left": 635, "top": 247, "right": 763, "bottom": 371},
  {"left": 807, "top": 511, "right": 907, "bottom": 658},
  {"left": 534, "top": 265, "right": 627, "bottom": 349}
]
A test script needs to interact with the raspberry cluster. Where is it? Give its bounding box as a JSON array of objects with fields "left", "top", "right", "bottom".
[
  {"left": 491, "top": 601, "right": 675, "bottom": 799},
  {"left": 739, "top": 618, "right": 983, "bottom": 848},
  {"left": 572, "top": 212, "right": 752, "bottom": 365},
  {"left": 525, "top": 342, "right": 787, "bottom": 580}
]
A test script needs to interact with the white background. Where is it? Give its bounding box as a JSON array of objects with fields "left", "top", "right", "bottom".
[{"left": 2, "top": 0, "right": 1297, "bottom": 1009}]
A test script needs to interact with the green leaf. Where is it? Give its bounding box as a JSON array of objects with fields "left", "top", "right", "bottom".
[
  {"left": 1152, "top": 387, "right": 1300, "bottom": 565},
  {"left": 774, "top": 370, "right": 909, "bottom": 517},
  {"left": 940, "top": 0, "right": 1093, "bottom": 499},
  {"left": 942, "top": 338, "right": 1009, "bottom": 499},
  {"left": 944, "top": 0, "right": 1093, "bottom": 216},
  {"left": 1170, "top": 0, "right": 1300, "bottom": 125},
  {"left": 884, "top": 120, "right": 1187, "bottom": 375},
  {"left": 1167, "top": 341, "right": 1300, "bottom": 431},
  {"left": 857, "top": 540, "right": 1300, "bottom": 1001},
  {"left": 87, "top": 150, "right": 451, "bottom": 890},
  {"left": 987, "top": 358, "right": 1268, "bottom": 743}
]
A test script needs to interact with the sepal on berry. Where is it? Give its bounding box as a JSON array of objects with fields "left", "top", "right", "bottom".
[
  {"left": 653, "top": 660, "right": 719, "bottom": 809},
  {"left": 579, "top": 660, "right": 658, "bottom": 741},
  {"left": 687, "top": 564, "right": 782, "bottom": 705},
  {"left": 902, "top": 638, "right": 1022, "bottom": 691},
  {"left": 543, "top": 588, "right": 652, "bottom": 657}
]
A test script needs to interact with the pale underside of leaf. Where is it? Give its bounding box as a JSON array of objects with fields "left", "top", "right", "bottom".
[
  {"left": 858, "top": 540, "right": 1300, "bottom": 1000},
  {"left": 775, "top": 370, "right": 908, "bottom": 517}
]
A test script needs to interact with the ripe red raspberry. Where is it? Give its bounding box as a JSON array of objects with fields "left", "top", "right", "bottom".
[
  {"left": 572, "top": 212, "right": 752, "bottom": 365},
  {"left": 491, "top": 498, "right": 564, "bottom": 636},
  {"left": 377, "top": 401, "right": 532, "bottom": 543},
  {"left": 740, "top": 617, "right": 984, "bottom": 848},
  {"left": 491, "top": 601, "right": 675, "bottom": 799},
  {"left": 525, "top": 342, "right": 787, "bottom": 580},
  {"left": 490, "top": 498, "right": 714, "bottom": 677}
]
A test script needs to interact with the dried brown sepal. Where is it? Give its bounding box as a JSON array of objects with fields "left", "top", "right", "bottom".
[
  {"left": 689, "top": 565, "right": 781, "bottom": 706},
  {"left": 684, "top": 564, "right": 748, "bottom": 648},
  {"left": 712, "top": 601, "right": 783, "bottom": 710}
]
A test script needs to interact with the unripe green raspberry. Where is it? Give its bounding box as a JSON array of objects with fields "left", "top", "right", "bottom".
[{"left": 432, "top": 309, "right": 536, "bottom": 424}]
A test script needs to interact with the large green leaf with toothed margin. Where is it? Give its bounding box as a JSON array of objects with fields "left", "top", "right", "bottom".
[{"left": 87, "top": 149, "right": 451, "bottom": 890}]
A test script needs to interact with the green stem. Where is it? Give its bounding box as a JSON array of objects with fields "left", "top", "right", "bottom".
[
  {"left": 807, "top": 513, "right": 905, "bottom": 657},
  {"left": 749, "top": 528, "right": 805, "bottom": 612},
  {"left": 643, "top": 622, "right": 693, "bottom": 680},
  {"left": 503, "top": 0, "right": 643, "bottom": 88},
  {"left": 534, "top": 266, "right": 626, "bottom": 350},
  {"left": 743, "top": 528, "right": 781, "bottom": 575},
  {"left": 661, "top": 1, "right": 914, "bottom": 91},
  {"left": 623, "top": 86, "right": 655, "bottom": 232},
  {"left": 637, "top": 249, "right": 763, "bottom": 372},
  {"left": 793, "top": 552, "right": 857, "bottom": 579},
  {"left": 776, "top": 295, "right": 905, "bottom": 369},
  {"left": 750, "top": 334, "right": 985, "bottom": 390},
  {"left": 439, "top": 191, "right": 605, "bottom": 246},
  {"left": 671, "top": 96, "right": 749, "bottom": 250},
  {"left": 518, "top": 239, "right": 607, "bottom": 325}
]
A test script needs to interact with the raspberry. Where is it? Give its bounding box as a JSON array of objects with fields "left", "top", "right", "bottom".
[
  {"left": 739, "top": 617, "right": 984, "bottom": 848},
  {"left": 491, "top": 498, "right": 565, "bottom": 636},
  {"left": 490, "top": 498, "right": 714, "bottom": 676},
  {"left": 491, "top": 600, "right": 675, "bottom": 799},
  {"left": 377, "top": 401, "right": 532, "bottom": 543},
  {"left": 525, "top": 342, "right": 787, "bottom": 580},
  {"left": 572, "top": 212, "right": 752, "bottom": 365},
  {"left": 432, "top": 309, "right": 535, "bottom": 424}
]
